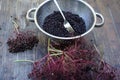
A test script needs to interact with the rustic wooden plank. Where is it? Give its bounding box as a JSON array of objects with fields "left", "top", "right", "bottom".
[
  {"left": 84, "top": 0, "right": 120, "bottom": 68},
  {"left": 90, "top": 0, "right": 120, "bottom": 67},
  {"left": 0, "top": 0, "right": 14, "bottom": 79},
  {"left": 103, "top": 0, "right": 120, "bottom": 41},
  {"left": 0, "top": 0, "right": 46, "bottom": 80},
  {"left": 12, "top": 0, "right": 46, "bottom": 80},
  {"left": 85, "top": 0, "right": 114, "bottom": 63}
]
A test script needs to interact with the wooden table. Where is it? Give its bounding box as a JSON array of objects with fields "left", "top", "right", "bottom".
[{"left": 0, "top": 0, "right": 120, "bottom": 80}]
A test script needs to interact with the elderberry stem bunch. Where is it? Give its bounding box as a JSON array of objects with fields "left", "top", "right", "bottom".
[
  {"left": 28, "top": 39, "right": 118, "bottom": 80},
  {"left": 7, "top": 20, "right": 39, "bottom": 53}
]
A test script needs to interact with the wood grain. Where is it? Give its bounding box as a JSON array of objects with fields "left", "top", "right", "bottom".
[
  {"left": 0, "top": 0, "right": 120, "bottom": 80},
  {"left": 0, "top": 0, "right": 46, "bottom": 80},
  {"left": 85, "top": 0, "right": 120, "bottom": 67}
]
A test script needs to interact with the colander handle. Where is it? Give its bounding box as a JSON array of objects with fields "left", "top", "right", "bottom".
[
  {"left": 26, "top": 8, "right": 36, "bottom": 21},
  {"left": 95, "top": 13, "right": 105, "bottom": 27}
]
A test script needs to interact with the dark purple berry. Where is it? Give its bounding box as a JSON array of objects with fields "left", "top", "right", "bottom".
[{"left": 42, "top": 11, "right": 86, "bottom": 37}]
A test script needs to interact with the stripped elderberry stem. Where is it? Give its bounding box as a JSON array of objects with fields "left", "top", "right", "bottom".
[
  {"left": 12, "top": 20, "right": 20, "bottom": 34},
  {"left": 14, "top": 60, "right": 34, "bottom": 63}
]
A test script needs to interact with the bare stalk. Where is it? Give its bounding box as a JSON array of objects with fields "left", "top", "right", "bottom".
[{"left": 12, "top": 20, "right": 20, "bottom": 34}]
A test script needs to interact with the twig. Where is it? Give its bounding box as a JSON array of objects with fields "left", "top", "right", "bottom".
[
  {"left": 12, "top": 20, "right": 20, "bottom": 34},
  {"left": 49, "top": 48, "right": 63, "bottom": 53},
  {"left": 14, "top": 60, "right": 34, "bottom": 63},
  {"left": 50, "top": 53, "right": 63, "bottom": 56},
  {"left": 93, "top": 44, "right": 104, "bottom": 60},
  {"left": 48, "top": 38, "right": 63, "bottom": 54},
  {"left": 93, "top": 44, "right": 104, "bottom": 70}
]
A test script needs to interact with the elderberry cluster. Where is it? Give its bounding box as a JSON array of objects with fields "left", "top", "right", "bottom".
[{"left": 7, "top": 31, "right": 39, "bottom": 53}]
